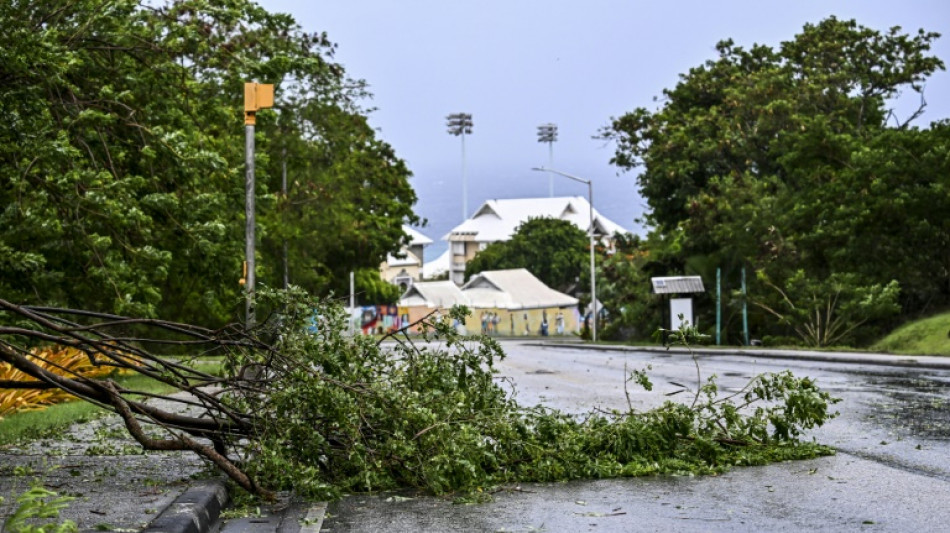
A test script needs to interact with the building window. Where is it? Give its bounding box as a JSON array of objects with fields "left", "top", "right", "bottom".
[
  {"left": 394, "top": 276, "right": 412, "bottom": 292},
  {"left": 452, "top": 241, "right": 465, "bottom": 255}
]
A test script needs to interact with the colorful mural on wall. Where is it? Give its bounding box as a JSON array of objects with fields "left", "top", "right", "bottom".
[{"left": 356, "top": 305, "right": 410, "bottom": 335}]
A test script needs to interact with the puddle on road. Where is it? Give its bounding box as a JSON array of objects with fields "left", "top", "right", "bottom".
[{"left": 861, "top": 373, "right": 950, "bottom": 440}]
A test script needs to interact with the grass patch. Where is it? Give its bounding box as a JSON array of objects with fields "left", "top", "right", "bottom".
[
  {"left": 872, "top": 311, "right": 950, "bottom": 356},
  {"left": 0, "top": 361, "right": 222, "bottom": 447},
  {"left": 0, "top": 399, "right": 102, "bottom": 446}
]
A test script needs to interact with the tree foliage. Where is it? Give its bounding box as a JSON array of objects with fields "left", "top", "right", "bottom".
[
  {"left": 464, "top": 217, "right": 592, "bottom": 292},
  {"left": 603, "top": 17, "right": 949, "bottom": 343},
  {"left": 0, "top": 292, "right": 839, "bottom": 502},
  {"left": 0, "top": 0, "right": 417, "bottom": 325},
  {"left": 597, "top": 234, "right": 664, "bottom": 340}
]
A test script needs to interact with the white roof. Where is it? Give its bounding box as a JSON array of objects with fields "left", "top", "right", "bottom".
[
  {"left": 651, "top": 276, "right": 705, "bottom": 294},
  {"left": 385, "top": 249, "right": 421, "bottom": 267},
  {"left": 398, "top": 281, "right": 469, "bottom": 308},
  {"left": 422, "top": 248, "right": 450, "bottom": 279},
  {"left": 461, "top": 269, "right": 578, "bottom": 310},
  {"left": 403, "top": 225, "right": 433, "bottom": 246},
  {"left": 443, "top": 196, "right": 627, "bottom": 242},
  {"left": 384, "top": 226, "right": 432, "bottom": 267}
]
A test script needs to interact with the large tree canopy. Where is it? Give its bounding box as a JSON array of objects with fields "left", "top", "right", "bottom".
[
  {"left": 464, "top": 217, "right": 592, "bottom": 293},
  {"left": 0, "top": 0, "right": 417, "bottom": 325},
  {"left": 603, "top": 17, "right": 949, "bottom": 344}
]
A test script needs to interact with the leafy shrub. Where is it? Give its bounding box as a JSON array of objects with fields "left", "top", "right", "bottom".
[
  {"left": 226, "top": 289, "right": 839, "bottom": 500},
  {"left": 2, "top": 485, "right": 77, "bottom": 533}
]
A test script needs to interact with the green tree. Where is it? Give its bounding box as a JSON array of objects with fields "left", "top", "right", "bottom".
[
  {"left": 603, "top": 17, "right": 948, "bottom": 342},
  {"left": 753, "top": 270, "right": 901, "bottom": 347},
  {"left": 597, "top": 234, "right": 663, "bottom": 340},
  {"left": 0, "top": 0, "right": 417, "bottom": 325},
  {"left": 464, "top": 217, "right": 592, "bottom": 292}
]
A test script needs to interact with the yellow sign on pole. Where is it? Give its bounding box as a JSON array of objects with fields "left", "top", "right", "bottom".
[{"left": 244, "top": 82, "right": 274, "bottom": 124}]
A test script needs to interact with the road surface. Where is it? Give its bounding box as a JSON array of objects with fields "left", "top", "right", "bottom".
[{"left": 315, "top": 341, "right": 950, "bottom": 532}]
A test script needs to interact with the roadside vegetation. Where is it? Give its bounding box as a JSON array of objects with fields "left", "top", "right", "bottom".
[
  {"left": 0, "top": 0, "right": 416, "bottom": 327},
  {"left": 0, "top": 360, "right": 222, "bottom": 447},
  {"left": 596, "top": 18, "right": 949, "bottom": 348},
  {"left": 872, "top": 311, "right": 950, "bottom": 356},
  {"left": 1, "top": 292, "right": 838, "bottom": 502}
]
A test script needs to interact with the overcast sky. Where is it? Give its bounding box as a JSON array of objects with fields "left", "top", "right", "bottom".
[{"left": 258, "top": 1, "right": 950, "bottom": 245}]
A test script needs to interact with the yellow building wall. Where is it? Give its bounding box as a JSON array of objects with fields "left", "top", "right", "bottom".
[
  {"left": 398, "top": 305, "right": 580, "bottom": 337},
  {"left": 463, "top": 306, "right": 580, "bottom": 336}
]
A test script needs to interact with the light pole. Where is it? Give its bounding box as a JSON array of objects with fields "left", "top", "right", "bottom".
[
  {"left": 531, "top": 167, "right": 597, "bottom": 342},
  {"left": 536, "top": 124, "right": 558, "bottom": 197},
  {"left": 242, "top": 82, "right": 274, "bottom": 330},
  {"left": 446, "top": 113, "right": 473, "bottom": 218}
]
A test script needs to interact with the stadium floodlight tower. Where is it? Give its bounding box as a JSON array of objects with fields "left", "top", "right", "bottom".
[
  {"left": 446, "top": 113, "right": 473, "bottom": 218},
  {"left": 536, "top": 123, "right": 558, "bottom": 197}
]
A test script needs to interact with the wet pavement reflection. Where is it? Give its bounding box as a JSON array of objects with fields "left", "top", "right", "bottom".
[{"left": 319, "top": 342, "right": 950, "bottom": 532}]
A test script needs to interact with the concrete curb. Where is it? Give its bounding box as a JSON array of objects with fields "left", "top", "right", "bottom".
[
  {"left": 142, "top": 480, "right": 228, "bottom": 533},
  {"left": 532, "top": 341, "right": 950, "bottom": 370},
  {"left": 296, "top": 502, "right": 328, "bottom": 533}
]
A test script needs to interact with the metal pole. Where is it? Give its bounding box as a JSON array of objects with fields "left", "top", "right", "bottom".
[
  {"left": 281, "top": 145, "right": 288, "bottom": 289},
  {"left": 548, "top": 142, "right": 554, "bottom": 197},
  {"left": 742, "top": 266, "right": 749, "bottom": 346},
  {"left": 530, "top": 167, "right": 595, "bottom": 342},
  {"left": 447, "top": 113, "right": 472, "bottom": 218},
  {"left": 588, "top": 181, "right": 596, "bottom": 343},
  {"left": 461, "top": 130, "right": 467, "bottom": 218},
  {"left": 245, "top": 124, "right": 256, "bottom": 330},
  {"left": 537, "top": 124, "right": 558, "bottom": 198},
  {"left": 716, "top": 268, "right": 721, "bottom": 345},
  {"left": 350, "top": 271, "right": 355, "bottom": 336}
]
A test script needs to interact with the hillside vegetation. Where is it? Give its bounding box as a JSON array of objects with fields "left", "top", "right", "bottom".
[{"left": 873, "top": 312, "right": 950, "bottom": 356}]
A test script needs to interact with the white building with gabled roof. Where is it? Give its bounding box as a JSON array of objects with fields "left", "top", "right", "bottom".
[
  {"left": 398, "top": 280, "right": 468, "bottom": 309},
  {"left": 443, "top": 196, "right": 628, "bottom": 285},
  {"left": 380, "top": 225, "right": 433, "bottom": 291},
  {"left": 461, "top": 268, "right": 578, "bottom": 310},
  {"left": 397, "top": 269, "right": 581, "bottom": 336}
]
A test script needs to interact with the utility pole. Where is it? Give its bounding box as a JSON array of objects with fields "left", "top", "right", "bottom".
[
  {"left": 242, "top": 82, "right": 274, "bottom": 330},
  {"left": 281, "top": 145, "right": 289, "bottom": 289},
  {"left": 716, "top": 268, "right": 721, "bottom": 345},
  {"left": 742, "top": 266, "right": 749, "bottom": 346}
]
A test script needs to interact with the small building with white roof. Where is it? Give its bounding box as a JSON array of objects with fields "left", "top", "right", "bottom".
[{"left": 398, "top": 268, "right": 580, "bottom": 336}]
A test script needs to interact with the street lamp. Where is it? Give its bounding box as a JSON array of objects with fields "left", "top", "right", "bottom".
[
  {"left": 531, "top": 167, "right": 598, "bottom": 342},
  {"left": 446, "top": 113, "right": 473, "bottom": 218},
  {"left": 536, "top": 124, "right": 558, "bottom": 197}
]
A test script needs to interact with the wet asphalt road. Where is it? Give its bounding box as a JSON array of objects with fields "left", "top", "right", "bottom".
[{"left": 318, "top": 341, "right": 950, "bottom": 532}]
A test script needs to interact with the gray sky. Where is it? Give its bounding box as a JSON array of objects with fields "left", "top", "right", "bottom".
[{"left": 258, "top": 1, "right": 950, "bottom": 246}]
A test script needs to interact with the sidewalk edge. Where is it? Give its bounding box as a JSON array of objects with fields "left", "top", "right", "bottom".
[{"left": 531, "top": 341, "right": 950, "bottom": 370}]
